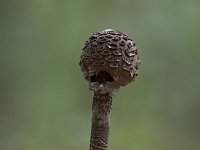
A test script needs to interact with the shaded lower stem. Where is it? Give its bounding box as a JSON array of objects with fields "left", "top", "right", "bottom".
[{"left": 89, "top": 92, "right": 112, "bottom": 150}]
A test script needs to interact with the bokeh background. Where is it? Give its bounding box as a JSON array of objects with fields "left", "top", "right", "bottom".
[{"left": 1, "top": 0, "right": 200, "bottom": 150}]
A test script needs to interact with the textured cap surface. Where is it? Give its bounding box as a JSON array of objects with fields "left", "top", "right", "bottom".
[{"left": 80, "top": 29, "right": 140, "bottom": 94}]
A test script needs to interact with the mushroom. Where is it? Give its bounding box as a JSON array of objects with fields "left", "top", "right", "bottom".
[{"left": 79, "top": 29, "right": 140, "bottom": 150}]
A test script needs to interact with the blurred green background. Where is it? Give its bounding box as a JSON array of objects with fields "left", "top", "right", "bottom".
[{"left": 1, "top": 0, "right": 200, "bottom": 150}]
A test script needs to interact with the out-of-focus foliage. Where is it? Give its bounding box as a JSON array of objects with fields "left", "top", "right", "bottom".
[{"left": 1, "top": 0, "right": 200, "bottom": 150}]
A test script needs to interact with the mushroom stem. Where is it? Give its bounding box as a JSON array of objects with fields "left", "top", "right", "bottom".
[{"left": 89, "top": 92, "right": 112, "bottom": 150}]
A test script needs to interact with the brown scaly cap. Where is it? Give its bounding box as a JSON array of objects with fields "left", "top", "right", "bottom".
[{"left": 80, "top": 29, "right": 140, "bottom": 95}]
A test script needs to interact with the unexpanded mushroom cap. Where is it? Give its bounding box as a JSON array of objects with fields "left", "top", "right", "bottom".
[{"left": 80, "top": 29, "right": 140, "bottom": 91}]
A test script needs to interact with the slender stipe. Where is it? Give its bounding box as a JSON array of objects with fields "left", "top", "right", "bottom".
[{"left": 89, "top": 92, "right": 112, "bottom": 150}]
